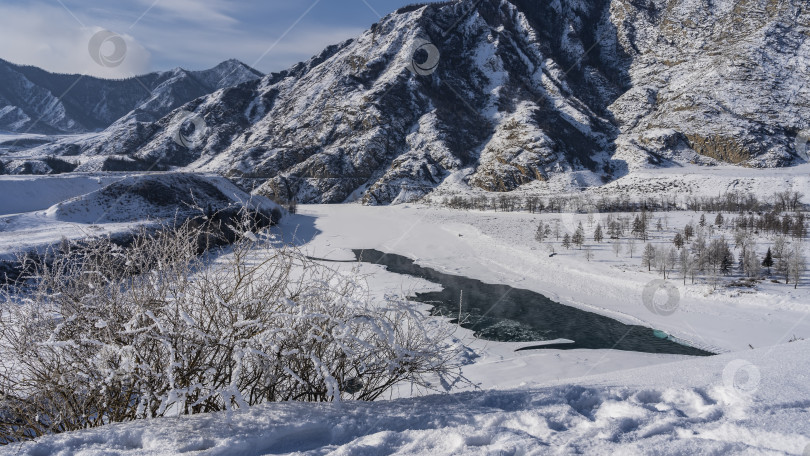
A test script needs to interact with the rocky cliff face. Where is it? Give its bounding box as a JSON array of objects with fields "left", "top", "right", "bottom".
[
  {"left": 609, "top": 0, "right": 809, "bottom": 170},
  {"left": 18, "top": 0, "right": 810, "bottom": 204}
]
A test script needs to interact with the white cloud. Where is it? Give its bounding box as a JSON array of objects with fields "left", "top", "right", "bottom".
[
  {"left": 0, "top": 3, "right": 151, "bottom": 78},
  {"left": 132, "top": 23, "right": 365, "bottom": 72},
  {"left": 0, "top": 1, "right": 370, "bottom": 77},
  {"left": 133, "top": 0, "right": 239, "bottom": 28}
]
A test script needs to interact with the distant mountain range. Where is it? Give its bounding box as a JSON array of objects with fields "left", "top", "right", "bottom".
[
  {"left": 2, "top": 0, "right": 809, "bottom": 204},
  {"left": 0, "top": 58, "right": 262, "bottom": 134}
]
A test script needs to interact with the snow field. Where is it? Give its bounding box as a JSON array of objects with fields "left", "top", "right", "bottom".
[
  {"left": 6, "top": 340, "right": 808, "bottom": 455},
  {"left": 1, "top": 175, "right": 809, "bottom": 454}
]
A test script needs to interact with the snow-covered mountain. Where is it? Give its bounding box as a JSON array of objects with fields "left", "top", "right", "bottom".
[
  {"left": 0, "top": 58, "right": 262, "bottom": 134},
  {"left": 18, "top": 0, "right": 810, "bottom": 204}
]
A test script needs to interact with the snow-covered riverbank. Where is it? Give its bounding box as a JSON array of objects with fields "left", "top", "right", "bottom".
[{"left": 294, "top": 205, "right": 810, "bottom": 353}]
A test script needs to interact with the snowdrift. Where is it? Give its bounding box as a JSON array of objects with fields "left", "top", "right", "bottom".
[{"left": 5, "top": 341, "right": 808, "bottom": 455}]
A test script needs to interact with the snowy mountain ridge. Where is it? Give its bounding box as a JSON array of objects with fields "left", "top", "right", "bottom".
[
  {"left": 0, "top": 58, "right": 262, "bottom": 134},
  {"left": 9, "top": 0, "right": 810, "bottom": 204}
]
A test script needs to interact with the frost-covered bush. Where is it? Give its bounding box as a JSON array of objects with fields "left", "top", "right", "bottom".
[{"left": 0, "top": 217, "right": 460, "bottom": 442}]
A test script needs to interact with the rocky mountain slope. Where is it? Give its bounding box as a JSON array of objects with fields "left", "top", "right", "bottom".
[
  {"left": 15, "top": 0, "right": 810, "bottom": 204},
  {"left": 0, "top": 59, "right": 262, "bottom": 134}
]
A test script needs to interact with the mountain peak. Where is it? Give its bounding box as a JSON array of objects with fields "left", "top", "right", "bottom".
[
  {"left": 5, "top": 0, "right": 809, "bottom": 203},
  {"left": 0, "top": 60, "right": 263, "bottom": 135}
]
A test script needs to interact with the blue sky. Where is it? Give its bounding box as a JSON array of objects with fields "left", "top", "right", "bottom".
[{"left": 0, "top": 0, "right": 442, "bottom": 78}]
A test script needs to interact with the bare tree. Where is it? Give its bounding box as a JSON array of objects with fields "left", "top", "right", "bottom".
[
  {"left": 612, "top": 239, "right": 622, "bottom": 258},
  {"left": 679, "top": 247, "right": 694, "bottom": 285},
  {"left": 0, "top": 214, "right": 460, "bottom": 442},
  {"left": 789, "top": 241, "right": 806, "bottom": 289},
  {"left": 642, "top": 244, "right": 656, "bottom": 271},
  {"left": 774, "top": 236, "right": 790, "bottom": 283},
  {"left": 741, "top": 241, "right": 760, "bottom": 278}
]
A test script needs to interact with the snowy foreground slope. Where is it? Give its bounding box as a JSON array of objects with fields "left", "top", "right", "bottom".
[
  {"left": 5, "top": 340, "right": 808, "bottom": 455},
  {"left": 4, "top": 202, "right": 808, "bottom": 455}
]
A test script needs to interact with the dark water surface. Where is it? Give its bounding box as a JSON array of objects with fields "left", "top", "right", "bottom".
[{"left": 353, "top": 249, "right": 713, "bottom": 356}]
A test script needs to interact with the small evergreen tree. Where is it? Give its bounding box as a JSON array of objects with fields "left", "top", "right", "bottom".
[
  {"left": 608, "top": 220, "right": 622, "bottom": 240},
  {"left": 699, "top": 213, "right": 707, "bottom": 227},
  {"left": 535, "top": 221, "right": 547, "bottom": 242},
  {"left": 673, "top": 232, "right": 684, "bottom": 250},
  {"left": 720, "top": 247, "right": 734, "bottom": 275},
  {"left": 684, "top": 223, "right": 694, "bottom": 242},
  {"left": 762, "top": 247, "right": 774, "bottom": 274},
  {"left": 562, "top": 233, "right": 571, "bottom": 249},
  {"left": 573, "top": 223, "right": 585, "bottom": 249},
  {"left": 715, "top": 213, "right": 724, "bottom": 227},
  {"left": 593, "top": 223, "right": 604, "bottom": 243},
  {"left": 632, "top": 215, "right": 647, "bottom": 240}
]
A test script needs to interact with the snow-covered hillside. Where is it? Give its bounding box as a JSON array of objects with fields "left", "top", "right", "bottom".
[
  {"left": 12, "top": 0, "right": 808, "bottom": 205},
  {"left": 0, "top": 173, "right": 280, "bottom": 263}
]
